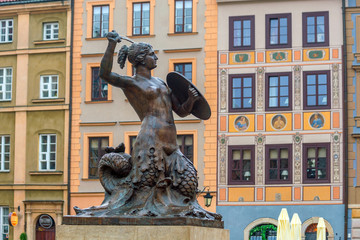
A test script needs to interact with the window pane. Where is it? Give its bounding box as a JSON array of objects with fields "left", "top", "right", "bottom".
[
  {"left": 233, "top": 78, "right": 241, "bottom": 88},
  {"left": 233, "top": 99, "right": 241, "bottom": 108},
  {"left": 280, "top": 87, "right": 288, "bottom": 96},
  {"left": 269, "top": 87, "right": 278, "bottom": 97},
  {"left": 270, "top": 159, "right": 277, "bottom": 168},
  {"left": 280, "top": 159, "right": 288, "bottom": 168},
  {"left": 233, "top": 89, "right": 241, "bottom": 98},
  {"left": 243, "top": 88, "right": 252, "bottom": 98},
  {"left": 318, "top": 95, "right": 327, "bottom": 105},
  {"left": 280, "top": 97, "right": 289, "bottom": 107},
  {"left": 269, "top": 169, "right": 277, "bottom": 179},
  {"left": 269, "top": 97, "right": 278, "bottom": 107},
  {"left": 307, "top": 96, "right": 316, "bottom": 106},
  {"left": 243, "top": 150, "right": 251, "bottom": 160},
  {"left": 243, "top": 98, "right": 252, "bottom": 108},
  {"left": 270, "top": 149, "right": 278, "bottom": 159},
  {"left": 243, "top": 77, "right": 252, "bottom": 87},
  {"left": 232, "top": 150, "right": 240, "bottom": 160},
  {"left": 269, "top": 77, "right": 278, "bottom": 86}
]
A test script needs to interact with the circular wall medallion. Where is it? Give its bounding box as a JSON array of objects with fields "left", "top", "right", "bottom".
[
  {"left": 271, "top": 114, "right": 286, "bottom": 130},
  {"left": 39, "top": 214, "right": 53, "bottom": 229},
  {"left": 309, "top": 113, "right": 324, "bottom": 129},
  {"left": 234, "top": 115, "right": 249, "bottom": 131}
]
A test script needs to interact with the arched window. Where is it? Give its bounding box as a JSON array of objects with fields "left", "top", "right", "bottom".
[
  {"left": 249, "top": 224, "right": 277, "bottom": 240},
  {"left": 305, "top": 223, "right": 328, "bottom": 240}
]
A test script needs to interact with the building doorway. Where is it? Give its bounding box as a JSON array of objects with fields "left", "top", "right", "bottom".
[
  {"left": 305, "top": 223, "right": 328, "bottom": 240},
  {"left": 35, "top": 214, "right": 55, "bottom": 240}
]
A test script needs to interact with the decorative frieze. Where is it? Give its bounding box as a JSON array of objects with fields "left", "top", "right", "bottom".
[
  {"left": 293, "top": 132, "right": 302, "bottom": 184},
  {"left": 332, "top": 132, "right": 341, "bottom": 183},
  {"left": 332, "top": 64, "right": 340, "bottom": 109},
  {"left": 220, "top": 69, "right": 227, "bottom": 113},
  {"left": 218, "top": 134, "right": 228, "bottom": 185},
  {"left": 255, "top": 134, "right": 265, "bottom": 185},
  {"left": 293, "top": 65, "right": 302, "bottom": 110},
  {"left": 256, "top": 67, "right": 265, "bottom": 112}
]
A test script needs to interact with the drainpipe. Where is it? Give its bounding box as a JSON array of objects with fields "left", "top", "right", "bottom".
[
  {"left": 342, "top": 0, "right": 349, "bottom": 239},
  {"left": 67, "top": 0, "right": 74, "bottom": 215}
]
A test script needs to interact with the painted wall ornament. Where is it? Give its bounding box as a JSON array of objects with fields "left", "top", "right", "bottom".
[
  {"left": 218, "top": 134, "right": 228, "bottom": 185},
  {"left": 271, "top": 114, "right": 286, "bottom": 130},
  {"left": 332, "top": 132, "right": 341, "bottom": 183},
  {"left": 293, "top": 132, "right": 302, "bottom": 184},
  {"left": 234, "top": 115, "right": 249, "bottom": 131},
  {"left": 255, "top": 134, "right": 265, "bottom": 185},
  {"left": 293, "top": 65, "right": 302, "bottom": 110},
  {"left": 73, "top": 31, "right": 221, "bottom": 222},
  {"left": 310, "top": 113, "right": 324, "bottom": 129},
  {"left": 220, "top": 69, "right": 227, "bottom": 112},
  {"left": 256, "top": 67, "right": 265, "bottom": 112}
]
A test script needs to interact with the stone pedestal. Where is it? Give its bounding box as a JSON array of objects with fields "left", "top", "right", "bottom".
[{"left": 56, "top": 216, "right": 229, "bottom": 240}]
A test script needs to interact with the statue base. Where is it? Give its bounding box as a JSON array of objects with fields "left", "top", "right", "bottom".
[{"left": 57, "top": 216, "right": 229, "bottom": 240}]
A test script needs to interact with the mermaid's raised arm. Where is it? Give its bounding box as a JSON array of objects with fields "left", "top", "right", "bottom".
[{"left": 99, "top": 31, "right": 133, "bottom": 89}]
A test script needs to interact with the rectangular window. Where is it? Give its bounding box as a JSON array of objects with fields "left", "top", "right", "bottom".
[
  {"left": 266, "top": 13, "right": 291, "bottom": 49},
  {"left": 229, "top": 74, "right": 255, "bottom": 112},
  {"left": 39, "top": 134, "right": 56, "bottom": 171},
  {"left": 92, "top": 5, "right": 109, "bottom": 38},
  {"left": 177, "top": 134, "right": 193, "bottom": 162},
  {"left": 0, "top": 136, "right": 10, "bottom": 172},
  {"left": 174, "top": 63, "right": 192, "bottom": 81},
  {"left": 303, "top": 71, "right": 330, "bottom": 110},
  {"left": 303, "top": 143, "right": 330, "bottom": 183},
  {"left": 265, "top": 72, "right": 292, "bottom": 111},
  {"left": 0, "top": 19, "right": 13, "bottom": 43},
  {"left": 91, "top": 67, "right": 108, "bottom": 101},
  {"left": 175, "top": 0, "right": 192, "bottom": 33},
  {"left": 40, "top": 75, "right": 58, "bottom": 99},
  {"left": 229, "top": 16, "right": 254, "bottom": 51},
  {"left": 303, "top": 12, "right": 329, "bottom": 47},
  {"left": 0, "top": 68, "right": 12, "bottom": 101},
  {"left": 43, "top": 22, "right": 59, "bottom": 40},
  {"left": 0, "top": 207, "right": 9, "bottom": 240},
  {"left": 129, "top": 135, "right": 137, "bottom": 155},
  {"left": 228, "top": 145, "right": 254, "bottom": 185},
  {"left": 133, "top": 2, "right": 150, "bottom": 35},
  {"left": 265, "top": 144, "right": 292, "bottom": 184},
  {"left": 89, "top": 137, "right": 109, "bottom": 178}
]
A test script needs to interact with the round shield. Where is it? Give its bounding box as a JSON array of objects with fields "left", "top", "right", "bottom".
[{"left": 166, "top": 71, "right": 211, "bottom": 120}]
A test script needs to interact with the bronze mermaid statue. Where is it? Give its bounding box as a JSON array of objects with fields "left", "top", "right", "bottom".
[{"left": 74, "top": 30, "right": 221, "bottom": 221}]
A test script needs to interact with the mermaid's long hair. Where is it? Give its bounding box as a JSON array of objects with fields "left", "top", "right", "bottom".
[{"left": 117, "top": 42, "right": 152, "bottom": 70}]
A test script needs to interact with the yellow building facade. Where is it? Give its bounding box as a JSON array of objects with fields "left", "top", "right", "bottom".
[{"left": 0, "top": 0, "right": 71, "bottom": 239}]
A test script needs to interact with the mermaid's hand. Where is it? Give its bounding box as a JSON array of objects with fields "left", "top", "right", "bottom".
[
  {"left": 106, "top": 30, "right": 121, "bottom": 43},
  {"left": 187, "top": 86, "right": 200, "bottom": 104}
]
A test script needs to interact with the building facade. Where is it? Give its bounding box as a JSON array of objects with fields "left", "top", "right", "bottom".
[
  {"left": 0, "top": 0, "right": 71, "bottom": 239},
  {"left": 70, "top": 0, "right": 218, "bottom": 214},
  {"left": 346, "top": 0, "right": 360, "bottom": 239},
  {"left": 216, "top": 0, "right": 344, "bottom": 239}
]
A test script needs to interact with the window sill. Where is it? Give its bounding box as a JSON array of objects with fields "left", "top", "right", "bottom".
[
  {"left": 29, "top": 171, "right": 63, "bottom": 175},
  {"left": 33, "top": 39, "right": 65, "bottom": 45},
  {"left": 127, "top": 35, "right": 155, "bottom": 39},
  {"left": 0, "top": 170, "right": 10, "bottom": 173},
  {"left": 0, "top": 100, "right": 11, "bottom": 102},
  {"left": 85, "top": 37, "right": 107, "bottom": 41},
  {"left": 0, "top": 41, "right": 13, "bottom": 44},
  {"left": 32, "top": 98, "right": 65, "bottom": 103},
  {"left": 85, "top": 100, "right": 113, "bottom": 104},
  {"left": 81, "top": 178, "right": 99, "bottom": 181},
  {"left": 167, "top": 32, "right": 198, "bottom": 36}
]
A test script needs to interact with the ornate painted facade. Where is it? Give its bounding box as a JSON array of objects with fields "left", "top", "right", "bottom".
[
  {"left": 70, "top": 0, "right": 218, "bottom": 215},
  {"left": 216, "top": 0, "right": 344, "bottom": 239}
]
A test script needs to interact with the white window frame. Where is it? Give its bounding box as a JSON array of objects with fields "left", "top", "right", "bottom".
[
  {"left": 0, "top": 136, "right": 10, "bottom": 172},
  {"left": 0, "top": 19, "right": 13, "bottom": 43},
  {"left": 0, "top": 67, "right": 12, "bottom": 101},
  {"left": 43, "top": 22, "right": 59, "bottom": 40},
  {"left": 39, "top": 134, "right": 56, "bottom": 171},
  {"left": 0, "top": 207, "right": 9, "bottom": 240},
  {"left": 40, "top": 75, "right": 58, "bottom": 99}
]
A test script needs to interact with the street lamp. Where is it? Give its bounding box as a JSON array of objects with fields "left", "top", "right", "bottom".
[{"left": 204, "top": 189, "right": 213, "bottom": 207}]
